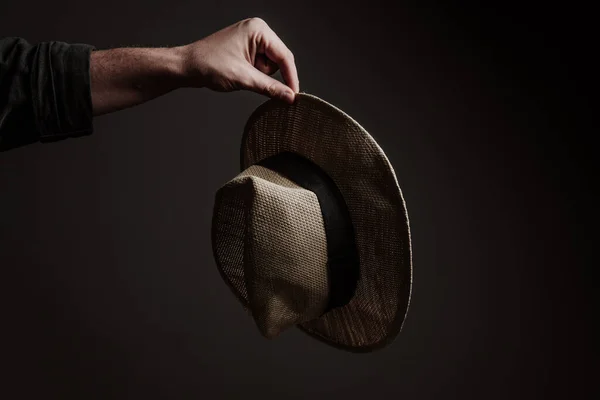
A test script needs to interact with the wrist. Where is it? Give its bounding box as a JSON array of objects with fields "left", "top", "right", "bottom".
[
  {"left": 162, "top": 46, "right": 188, "bottom": 89},
  {"left": 169, "top": 44, "right": 194, "bottom": 88},
  {"left": 171, "top": 42, "right": 212, "bottom": 89}
]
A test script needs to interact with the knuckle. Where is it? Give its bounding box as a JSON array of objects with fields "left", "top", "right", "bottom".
[
  {"left": 247, "top": 17, "right": 267, "bottom": 29},
  {"left": 264, "top": 81, "right": 278, "bottom": 96}
]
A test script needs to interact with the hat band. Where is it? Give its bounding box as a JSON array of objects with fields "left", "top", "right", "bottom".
[{"left": 256, "top": 151, "right": 360, "bottom": 313}]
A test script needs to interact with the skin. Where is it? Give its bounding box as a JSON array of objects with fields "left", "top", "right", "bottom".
[{"left": 90, "top": 18, "right": 300, "bottom": 116}]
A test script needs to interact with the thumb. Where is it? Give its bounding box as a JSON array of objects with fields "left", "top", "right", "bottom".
[{"left": 245, "top": 66, "right": 296, "bottom": 104}]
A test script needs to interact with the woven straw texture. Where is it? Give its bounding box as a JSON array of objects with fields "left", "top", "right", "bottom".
[
  {"left": 213, "top": 165, "right": 330, "bottom": 339},
  {"left": 212, "top": 93, "right": 412, "bottom": 352}
]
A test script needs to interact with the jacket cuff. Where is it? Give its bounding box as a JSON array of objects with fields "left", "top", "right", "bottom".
[{"left": 32, "top": 41, "right": 95, "bottom": 142}]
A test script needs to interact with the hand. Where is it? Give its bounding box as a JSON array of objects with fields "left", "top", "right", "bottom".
[{"left": 177, "top": 18, "right": 300, "bottom": 104}]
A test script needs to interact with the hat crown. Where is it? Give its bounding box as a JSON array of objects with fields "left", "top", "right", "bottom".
[{"left": 213, "top": 165, "right": 330, "bottom": 338}]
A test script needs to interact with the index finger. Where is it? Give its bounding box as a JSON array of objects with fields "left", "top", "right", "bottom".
[{"left": 261, "top": 27, "right": 300, "bottom": 94}]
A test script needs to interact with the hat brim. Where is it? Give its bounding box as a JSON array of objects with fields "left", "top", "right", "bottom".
[{"left": 237, "top": 93, "right": 412, "bottom": 352}]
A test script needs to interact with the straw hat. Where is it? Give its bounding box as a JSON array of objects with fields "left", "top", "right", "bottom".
[{"left": 211, "top": 93, "right": 412, "bottom": 352}]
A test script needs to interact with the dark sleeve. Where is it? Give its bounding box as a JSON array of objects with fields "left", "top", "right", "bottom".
[{"left": 0, "top": 37, "right": 95, "bottom": 152}]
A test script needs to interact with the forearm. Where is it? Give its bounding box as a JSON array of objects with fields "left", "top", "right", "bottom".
[{"left": 90, "top": 46, "right": 187, "bottom": 116}]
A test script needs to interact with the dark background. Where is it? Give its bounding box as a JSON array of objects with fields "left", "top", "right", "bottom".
[{"left": 0, "top": 1, "right": 593, "bottom": 399}]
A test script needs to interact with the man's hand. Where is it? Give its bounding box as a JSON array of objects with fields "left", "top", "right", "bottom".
[
  {"left": 91, "top": 18, "right": 299, "bottom": 116},
  {"left": 177, "top": 18, "right": 299, "bottom": 103}
]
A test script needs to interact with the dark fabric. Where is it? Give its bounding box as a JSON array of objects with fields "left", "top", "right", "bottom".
[
  {"left": 257, "top": 151, "right": 361, "bottom": 313},
  {"left": 0, "top": 37, "right": 95, "bottom": 152}
]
